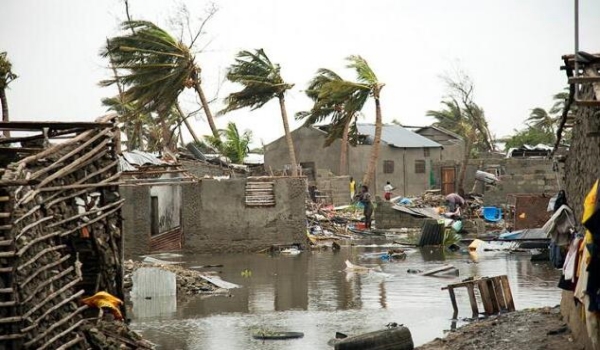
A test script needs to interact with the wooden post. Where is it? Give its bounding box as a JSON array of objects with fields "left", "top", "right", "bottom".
[
  {"left": 477, "top": 280, "right": 494, "bottom": 315},
  {"left": 466, "top": 284, "right": 479, "bottom": 318},
  {"left": 500, "top": 275, "right": 515, "bottom": 311},
  {"left": 485, "top": 279, "right": 500, "bottom": 314},
  {"left": 448, "top": 287, "right": 458, "bottom": 318},
  {"left": 492, "top": 277, "right": 508, "bottom": 311}
]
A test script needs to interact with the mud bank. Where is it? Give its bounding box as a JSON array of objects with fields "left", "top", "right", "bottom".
[{"left": 417, "top": 306, "right": 585, "bottom": 350}]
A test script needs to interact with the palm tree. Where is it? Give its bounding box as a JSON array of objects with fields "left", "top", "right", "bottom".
[
  {"left": 101, "top": 20, "right": 219, "bottom": 142},
  {"left": 0, "top": 52, "right": 17, "bottom": 137},
  {"left": 344, "top": 56, "right": 384, "bottom": 187},
  {"left": 427, "top": 99, "right": 476, "bottom": 194},
  {"left": 526, "top": 107, "right": 556, "bottom": 134},
  {"left": 296, "top": 68, "right": 362, "bottom": 175},
  {"left": 219, "top": 49, "right": 299, "bottom": 176},
  {"left": 207, "top": 122, "right": 252, "bottom": 164}
]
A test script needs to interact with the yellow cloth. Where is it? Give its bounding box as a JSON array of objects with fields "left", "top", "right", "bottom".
[{"left": 81, "top": 291, "right": 124, "bottom": 320}]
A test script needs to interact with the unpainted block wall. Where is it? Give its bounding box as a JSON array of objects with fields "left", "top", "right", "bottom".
[
  {"left": 183, "top": 178, "right": 307, "bottom": 253},
  {"left": 375, "top": 201, "right": 426, "bottom": 229},
  {"left": 120, "top": 186, "right": 151, "bottom": 258},
  {"left": 433, "top": 158, "right": 559, "bottom": 205},
  {"left": 316, "top": 175, "right": 351, "bottom": 206}
]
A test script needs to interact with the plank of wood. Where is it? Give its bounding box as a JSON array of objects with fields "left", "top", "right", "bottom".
[
  {"left": 477, "top": 280, "right": 494, "bottom": 315},
  {"left": 447, "top": 287, "right": 458, "bottom": 317},
  {"left": 420, "top": 264, "right": 456, "bottom": 276},
  {"left": 466, "top": 284, "right": 479, "bottom": 318},
  {"left": 500, "top": 275, "right": 515, "bottom": 311},
  {"left": 198, "top": 275, "right": 241, "bottom": 289}
]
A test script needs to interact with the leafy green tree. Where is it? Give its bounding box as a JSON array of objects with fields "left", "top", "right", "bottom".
[
  {"left": 101, "top": 20, "right": 219, "bottom": 145},
  {"left": 204, "top": 122, "right": 252, "bottom": 164},
  {"left": 296, "top": 68, "right": 362, "bottom": 175},
  {"left": 0, "top": 52, "right": 17, "bottom": 137},
  {"left": 504, "top": 127, "right": 555, "bottom": 150},
  {"left": 219, "top": 49, "right": 299, "bottom": 175}
]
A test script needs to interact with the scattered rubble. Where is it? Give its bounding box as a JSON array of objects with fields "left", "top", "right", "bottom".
[
  {"left": 124, "top": 260, "right": 222, "bottom": 296},
  {"left": 81, "top": 319, "right": 155, "bottom": 350},
  {"left": 416, "top": 306, "right": 583, "bottom": 350}
]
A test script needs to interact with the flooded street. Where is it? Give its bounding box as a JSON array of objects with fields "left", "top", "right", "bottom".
[{"left": 129, "top": 239, "right": 561, "bottom": 349}]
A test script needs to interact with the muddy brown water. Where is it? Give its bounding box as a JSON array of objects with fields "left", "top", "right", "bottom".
[{"left": 129, "top": 239, "right": 561, "bottom": 350}]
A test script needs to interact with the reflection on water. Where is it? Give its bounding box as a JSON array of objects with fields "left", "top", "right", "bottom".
[{"left": 130, "top": 240, "right": 561, "bottom": 349}]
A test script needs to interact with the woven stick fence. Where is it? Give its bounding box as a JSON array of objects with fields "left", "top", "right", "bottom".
[{"left": 0, "top": 114, "right": 123, "bottom": 349}]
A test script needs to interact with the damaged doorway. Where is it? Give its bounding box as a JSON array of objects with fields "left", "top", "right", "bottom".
[{"left": 441, "top": 167, "right": 456, "bottom": 195}]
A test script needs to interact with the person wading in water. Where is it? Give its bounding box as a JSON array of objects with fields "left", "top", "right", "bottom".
[{"left": 357, "top": 185, "right": 374, "bottom": 229}]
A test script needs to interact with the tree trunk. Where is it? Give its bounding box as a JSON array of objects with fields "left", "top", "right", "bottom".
[
  {"left": 362, "top": 92, "right": 383, "bottom": 187},
  {"left": 193, "top": 80, "right": 220, "bottom": 140},
  {"left": 175, "top": 102, "right": 201, "bottom": 145},
  {"left": 0, "top": 88, "right": 10, "bottom": 138},
  {"left": 457, "top": 136, "right": 472, "bottom": 196},
  {"left": 339, "top": 114, "right": 352, "bottom": 175},
  {"left": 278, "top": 94, "right": 298, "bottom": 177}
]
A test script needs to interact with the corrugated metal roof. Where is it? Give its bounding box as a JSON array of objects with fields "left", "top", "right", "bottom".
[{"left": 356, "top": 124, "right": 443, "bottom": 148}]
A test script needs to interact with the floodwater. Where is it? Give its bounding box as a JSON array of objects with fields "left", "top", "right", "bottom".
[{"left": 129, "top": 239, "right": 561, "bottom": 350}]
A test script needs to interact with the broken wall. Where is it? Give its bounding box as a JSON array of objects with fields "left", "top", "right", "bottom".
[
  {"left": 316, "top": 175, "right": 350, "bottom": 206},
  {"left": 182, "top": 177, "right": 307, "bottom": 253},
  {"left": 433, "top": 158, "right": 559, "bottom": 205}
]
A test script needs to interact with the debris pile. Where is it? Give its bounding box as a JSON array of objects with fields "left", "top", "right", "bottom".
[
  {"left": 124, "top": 260, "right": 221, "bottom": 296},
  {"left": 81, "top": 319, "right": 155, "bottom": 350}
]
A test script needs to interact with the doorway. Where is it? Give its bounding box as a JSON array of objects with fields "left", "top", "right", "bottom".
[{"left": 441, "top": 167, "right": 456, "bottom": 195}]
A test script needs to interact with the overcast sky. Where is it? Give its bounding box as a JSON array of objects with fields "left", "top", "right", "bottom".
[{"left": 1, "top": 0, "right": 599, "bottom": 147}]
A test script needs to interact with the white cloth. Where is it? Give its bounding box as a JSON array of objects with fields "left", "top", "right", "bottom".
[
  {"left": 562, "top": 237, "right": 581, "bottom": 281},
  {"left": 383, "top": 184, "right": 393, "bottom": 192}
]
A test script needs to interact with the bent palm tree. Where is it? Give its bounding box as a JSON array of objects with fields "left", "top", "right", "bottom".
[
  {"left": 297, "top": 68, "right": 362, "bottom": 175},
  {"left": 345, "top": 55, "right": 384, "bottom": 187},
  {"left": 427, "top": 99, "right": 475, "bottom": 194},
  {"left": 101, "top": 20, "right": 219, "bottom": 140},
  {"left": 526, "top": 107, "right": 556, "bottom": 134},
  {"left": 0, "top": 52, "right": 18, "bottom": 137},
  {"left": 219, "top": 49, "right": 298, "bottom": 176}
]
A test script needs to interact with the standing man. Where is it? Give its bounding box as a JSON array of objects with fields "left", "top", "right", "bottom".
[
  {"left": 357, "top": 185, "right": 374, "bottom": 229},
  {"left": 349, "top": 177, "right": 357, "bottom": 201},
  {"left": 383, "top": 181, "right": 394, "bottom": 201}
]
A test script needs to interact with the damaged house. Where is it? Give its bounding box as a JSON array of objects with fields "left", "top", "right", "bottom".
[{"left": 264, "top": 123, "right": 446, "bottom": 198}]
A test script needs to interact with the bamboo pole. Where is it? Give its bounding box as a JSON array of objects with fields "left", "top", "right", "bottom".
[
  {"left": 22, "top": 266, "right": 74, "bottom": 304},
  {"left": 43, "top": 160, "right": 119, "bottom": 206},
  {"left": 22, "top": 277, "right": 82, "bottom": 319},
  {"left": 30, "top": 128, "right": 111, "bottom": 180},
  {"left": 0, "top": 333, "right": 25, "bottom": 340},
  {"left": 30, "top": 309, "right": 87, "bottom": 350},
  {"left": 17, "top": 230, "right": 62, "bottom": 257},
  {"left": 60, "top": 205, "right": 123, "bottom": 237},
  {"left": 35, "top": 139, "right": 110, "bottom": 189},
  {"left": 20, "top": 289, "right": 84, "bottom": 333},
  {"left": 15, "top": 216, "right": 54, "bottom": 240},
  {"left": 47, "top": 199, "right": 125, "bottom": 229},
  {"left": 17, "top": 244, "right": 66, "bottom": 272},
  {"left": 55, "top": 335, "right": 85, "bottom": 350},
  {"left": 41, "top": 181, "right": 124, "bottom": 193},
  {"left": 19, "top": 254, "right": 70, "bottom": 288}
]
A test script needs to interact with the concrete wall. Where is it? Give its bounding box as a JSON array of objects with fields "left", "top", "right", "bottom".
[
  {"left": 121, "top": 186, "right": 151, "bottom": 258},
  {"left": 264, "top": 126, "right": 342, "bottom": 176},
  {"left": 316, "top": 175, "right": 351, "bottom": 206},
  {"left": 150, "top": 184, "right": 181, "bottom": 233},
  {"left": 265, "top": 126, "right": 444, "bottom": 198},
  {"left": 182, "top": 177, "right": 307, "bottom": 253},
  {"left": 180, "top": 159, "right": 242, "bottom": 178},
  {"left": 433, "top": 158, "right": 559, "bottom": 206},
  {"left": 416, "top": 127, "right": 465, "bottom": 162}
]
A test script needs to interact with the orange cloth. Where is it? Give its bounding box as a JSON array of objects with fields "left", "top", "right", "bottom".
[{"left": 81, "top": 291, "right": 123, "bottom": 320}]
